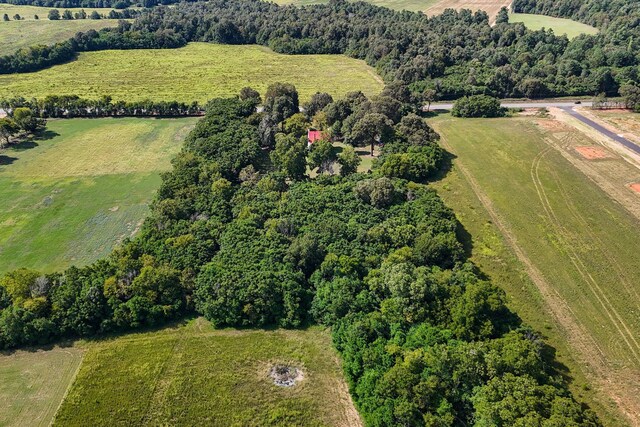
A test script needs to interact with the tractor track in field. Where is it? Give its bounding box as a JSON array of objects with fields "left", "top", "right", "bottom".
[
  {"left": 439, "top": 135, "right": 640, "bottom": 425},
  {"left": 530, "top": 147, "right": 640, "bottom": 364}
]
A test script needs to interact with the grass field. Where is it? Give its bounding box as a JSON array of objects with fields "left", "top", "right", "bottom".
[
  {"left": 0, "top": 3, "right": 117, "bottom": 20},
  {"left": 0, "top": 43, "right": 384, "bottom": 103},
  {"left": 53, "top": 319, "right": 361, "bottom": 426},
  {"left": 429, "top": 115, "right": 640, "bottom": 425},
  {"left": 0, "top": 117, "right": 196, "bottom": 274},
  {"left": 0, "top": 19, "right": 117, "bottom": 56},
  {"left": 509, "top": 13, "right": 599, "bottom": 39},
  {"left": 0, "top": 346, "right": 83, "bottom": 427}
]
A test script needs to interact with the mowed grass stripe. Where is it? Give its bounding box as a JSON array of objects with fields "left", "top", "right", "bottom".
[
  {"left": 0, "top": 118, "right": 197, "bottom": 274},
  {"left": 0, "top": 43, "right": 384, "bottom": 103}
]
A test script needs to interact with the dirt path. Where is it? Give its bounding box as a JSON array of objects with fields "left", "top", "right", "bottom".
[{"left": 439, "top": 136, "right": 640, "bottom": 426}]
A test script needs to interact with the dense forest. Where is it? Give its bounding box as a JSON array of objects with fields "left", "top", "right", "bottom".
[
  {"left": 0, "top": 84, "right": 600, "bottom": 425},
  {"left": 2, "top": 0, "right": 640, "bottom": 99}
]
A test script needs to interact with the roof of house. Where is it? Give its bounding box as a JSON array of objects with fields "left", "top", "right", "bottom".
[{"left": 307, "top": 130, "right": 325, "bottom": 143}]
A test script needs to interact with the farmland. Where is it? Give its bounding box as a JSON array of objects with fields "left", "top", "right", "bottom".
[
  {"left": 425, "top": 0, "right": 511, "bottom": 21},
  {"left": 0, "top": 117, "right": 197, "bottom": 274},
  {"left": 0, "top": 4, "right": 117, "bottom": 20},
  {"left": 509, "top": 13, "right": 598, "bottom": 39},
  {"left": 272, "top": 0, "right": 439, "bottom": 12},
  {"left": 429, "top": 115, "right": 640, "bottom": 425},
  {"left": 0, "top": 19, "right": 117, "bottom": 56},
  {"left": 53, "top": 320, "right": 360, "bottom": 426},
  {"left": 0, "top": 346, "right": 83, "bottom": 427},
  {"left": 0, "top": 43, "right": 384, "bottom": 103}
]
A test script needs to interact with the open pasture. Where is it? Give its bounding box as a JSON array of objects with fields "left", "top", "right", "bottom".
[
  {"left": 0, "top": 4, "right": 117, "bottom": 20},
  {"left": 0, "top": 43, "right": 384, "bottom": 103},
  {"left": 53, "top": 320, "right": 361, "bottom": 426},
  {"left": 0, "top": 346, "right": 83, "bottom": 427},
  {"left": 0, "top": 117, "right": 196, "bottom": 274},
  {"left": 509, "top": 13, "right": 598, "bottom": 39},
  {"left": 429, "top": 115, "right": 640, "bottom": 425},
  {"left": 0, "top": 19, "right": 117, "bottom": 56}
]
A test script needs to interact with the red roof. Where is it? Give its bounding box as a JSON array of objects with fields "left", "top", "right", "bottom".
[{"left": 307, "top": 130, "right": 325, "bottom": 143}]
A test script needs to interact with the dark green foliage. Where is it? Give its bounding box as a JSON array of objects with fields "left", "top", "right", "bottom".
[{"left": 452, "top": 95, "right": 505, "bottom": 118}]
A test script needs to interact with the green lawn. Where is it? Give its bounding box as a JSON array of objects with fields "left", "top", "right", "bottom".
[
  {"left": 0, "top": 346, "right": 83, "bottom": 427},
  {"left": 429, "top": 115, "right": 639, "bottom": 426},
  {"left": 0, "top": 117, "right": 197, "bottom": 274},
  {"left": 509, "top": 13, "right": 598, "bottom": 39},
  {"left": 0, "top": 43, "right": 384, "bottom": 103},
  {"left": 0, "top": 19, "right": 118, "bottom": 56},
  {"left": 53, "top": 320, "right": 360, "bottom": 426}
]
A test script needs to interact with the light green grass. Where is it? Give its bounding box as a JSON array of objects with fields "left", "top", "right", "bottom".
[
  {"left": 0, "top": 117, "right": 197, "bottom": 274},
  {"left": 510, "top": 13, "right": 598, "bottom": 39},
  {"left": 0, "top": 346, "right": 83, "bottom": 427},
  {"left": 429, "top": 115, "right": 639, "bottom": 426},
  {"left": 0, "top": 4, "right": 117, "bottom": 20},
  {"left": 53, "top": 319, "right": 360, "bottom": 426},
  {"left": 0, "top": 43, "right": 384, "bottom": 103},
  {"left": 270, "top": 0, "right": 438, "bottom": 12},
  {"left": 0, "top": 19, "right": 117, "bottom": 56}
]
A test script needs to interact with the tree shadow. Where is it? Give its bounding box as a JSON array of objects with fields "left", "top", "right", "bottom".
[
  {"left": 10, "top": 140, "right": 38, "bottom": 151},
  {"left": 0, "top": 155, "right": 18, "bottom": 165},
  {"left": 431, "top": 148, "right": 455, "bottom": 182},
  {"left": 33, "top": 129, "right": 59, "bottom": 141}
]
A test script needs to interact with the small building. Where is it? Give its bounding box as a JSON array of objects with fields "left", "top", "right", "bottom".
[{"left": 307, "top": 129, "right": 326, "bottom": 147}]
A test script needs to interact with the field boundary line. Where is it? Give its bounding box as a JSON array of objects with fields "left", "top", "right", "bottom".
[{"left": 438, "top": 135, "right": 640, "bottom": 425}]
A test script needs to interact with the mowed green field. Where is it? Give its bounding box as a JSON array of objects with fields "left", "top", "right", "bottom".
[
  {"left": 53, "top": 320, "right": 360, "bottom": 426},
  {"left": 509, "top": 13, "right": 598, "bottom": 39},
  {"left": 429, "top": 115, "right": 640, "bottom": 425},
  {"left": 0, "top": 43, "right": 384, "bottom": 103},
  {"left": 0, "top": 117, "right": 196, "bottom": 274},
  {"left": 0, "top": 19, "right": 117, "bottom": 56},
  {"left": 0, "top": 347, "right": 83, "bottom": 427}
]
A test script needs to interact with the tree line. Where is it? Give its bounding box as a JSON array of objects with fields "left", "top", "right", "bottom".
[
  {"left": 1, "top": 95, "right": 202, "bottom": 118},
  {"left": 1, "top": 0, "right": 201, "bottom": 9},
  {"left": 0, "top": 107, "right": 46, "bottom": 148},
  {"left": 0, "top": 84, "right": 600, "bottom": 425}
]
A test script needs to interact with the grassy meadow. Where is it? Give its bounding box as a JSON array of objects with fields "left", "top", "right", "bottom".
[
  {"left": 0, "top": 43, "right": 384, "bottom": 103},
  {"left": 0, "top": 19, "right": 117, "bottom": 56},
  {"left": 0, "top": 4, "right": 117, "bottom": 20},
  {"left": 53, "top": 320, "right": 360, "bottom": 426},
  {"left": 429, "top": 115, "right": 640, "bottom": 425},
  {"left": 0, "top": 117, "right": 197, "bottom": 274},
  {"left": 509, "top": 13, "right": 598, "bottom": 39},
  {"left": 0, "top": 346, "right": 83, "bottom": 427}
]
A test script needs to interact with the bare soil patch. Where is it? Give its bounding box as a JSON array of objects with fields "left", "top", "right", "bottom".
[
  {"left": 269, "top": 364, "right": 305, "bottom": 387},
  {"left": 575, "top": 146, "right": 611, "bottom": 160},
  {"left": 425, "top": 0, "right": 511, "bottom": 21}
]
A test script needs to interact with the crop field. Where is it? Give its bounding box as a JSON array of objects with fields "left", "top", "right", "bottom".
[
  {"left": 53, "top": 319, "right": 361, "bottom": 426},
  {"left": 0, "top": 19, "right": 117, "bottom": 56},
  {"left": 0, "top": 117, "right": 196, "bottom": 274},
  {"left": 0, "top": 346, "right": 83, "bottom": 427},
  {"left": 0, "top": 43, "right": 384, "bottom": 103},
  {"left": 425, "top": 0, "right": 511, "bottom": 21},
  {"left": 509, "top": 13, "right": 598, "bottom": 39},
  {"left": 429, "top": 115, "right": 640, "bottom": 425}
]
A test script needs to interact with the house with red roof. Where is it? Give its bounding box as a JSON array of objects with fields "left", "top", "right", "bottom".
[{"left": 307, "top": 129, "right": 327, "bottom": 146}]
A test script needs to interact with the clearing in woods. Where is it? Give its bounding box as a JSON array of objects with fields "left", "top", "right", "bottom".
[
  {"left": 0, "top": 19, "right": 117, "bottom": 56},
  {"left": 53, "top": 320, "right": 362, "bottom": 427},
  {"left": 0, "top": 43, "right": 384, "bottom": 103},
  {"left": 271, "top": 0, "right": 440, "bottom": 12},
  {"left": 509, "top": 13, "right": 599, "bottom": 39},
  {"left": 0, "top": 117, "right": 197, "bottom": 274},
  {"left": 0, "top": 346, "right": 83, "bottom": 427},
  {"left": 429, "top": 115, "right": 640, "bottom": 426},
  {"left": 424, "top": 0, "right": 511, "bottom": 21}
]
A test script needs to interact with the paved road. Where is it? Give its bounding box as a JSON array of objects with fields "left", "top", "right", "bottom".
[
  {"left": 428, "top": 101, "right": 593, "bottom": 110},
  {"left": 559, "top": 107, "right": 640, "bottom": 155}
]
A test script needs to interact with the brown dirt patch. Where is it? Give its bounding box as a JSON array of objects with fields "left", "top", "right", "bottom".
[
  {"left": 575, "top": 146, "right": 611, "bottom": 160},
  {"left": 630, "top": 183, "right": 640, "bottom": 194},
  {"left": 425, "top": 0, "right": 511, "bottom": 22}
]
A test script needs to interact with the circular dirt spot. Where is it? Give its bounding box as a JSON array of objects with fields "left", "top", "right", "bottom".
[{"left": 269, "top": 364, "right": 304, "bottom": 387}]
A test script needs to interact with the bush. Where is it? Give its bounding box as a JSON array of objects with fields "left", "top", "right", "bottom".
[{"left": 451, "top": 95, "right": 505, "bottom": 118}]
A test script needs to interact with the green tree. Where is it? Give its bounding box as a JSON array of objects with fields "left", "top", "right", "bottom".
[
  {"left": 13, "top": 107, "right": 45, "bottom": 133},
  {"left": 495, "top": 6, "right": 509, "bottom": 24},
  {"left": 264, "top": 82, "right": 299, "bottom": 125},
  {"left": 307, "top": 139, "right": 336, "bottom": 174},
  {"left": 346, "top": 113, "right": 394, "bottom": 156},
  {"left": 89, "top": 10, "right": 101, "bottom": 19},
  {"left": 270, "top": 133, "right": 307, "bottom": 180},
  {"left": 47, "top": 9, "right": 60, "bottom": 20},
  {"left": 422, "top": 88, "right": 437, "bottom": 112},
  {"left": 62, "top": 9, "right": 73, "bottom": 20},
  {"left": 282, "top": 112, "right": 308, "bottom": 138},
  {"left": 337, "top": 145, "right": 361, "bottom": 176},
  {"left": 451, "top": 95, "right": 504, "bottom": 118},
  {"left": 2, "top": 13, "right": 9, "bottom": 21},
  {"left": 0, "top": 117, "right": 18, "bottom": 147},
  {"left": 620, "top": 84, "right": 640, "bottom": 110}
]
